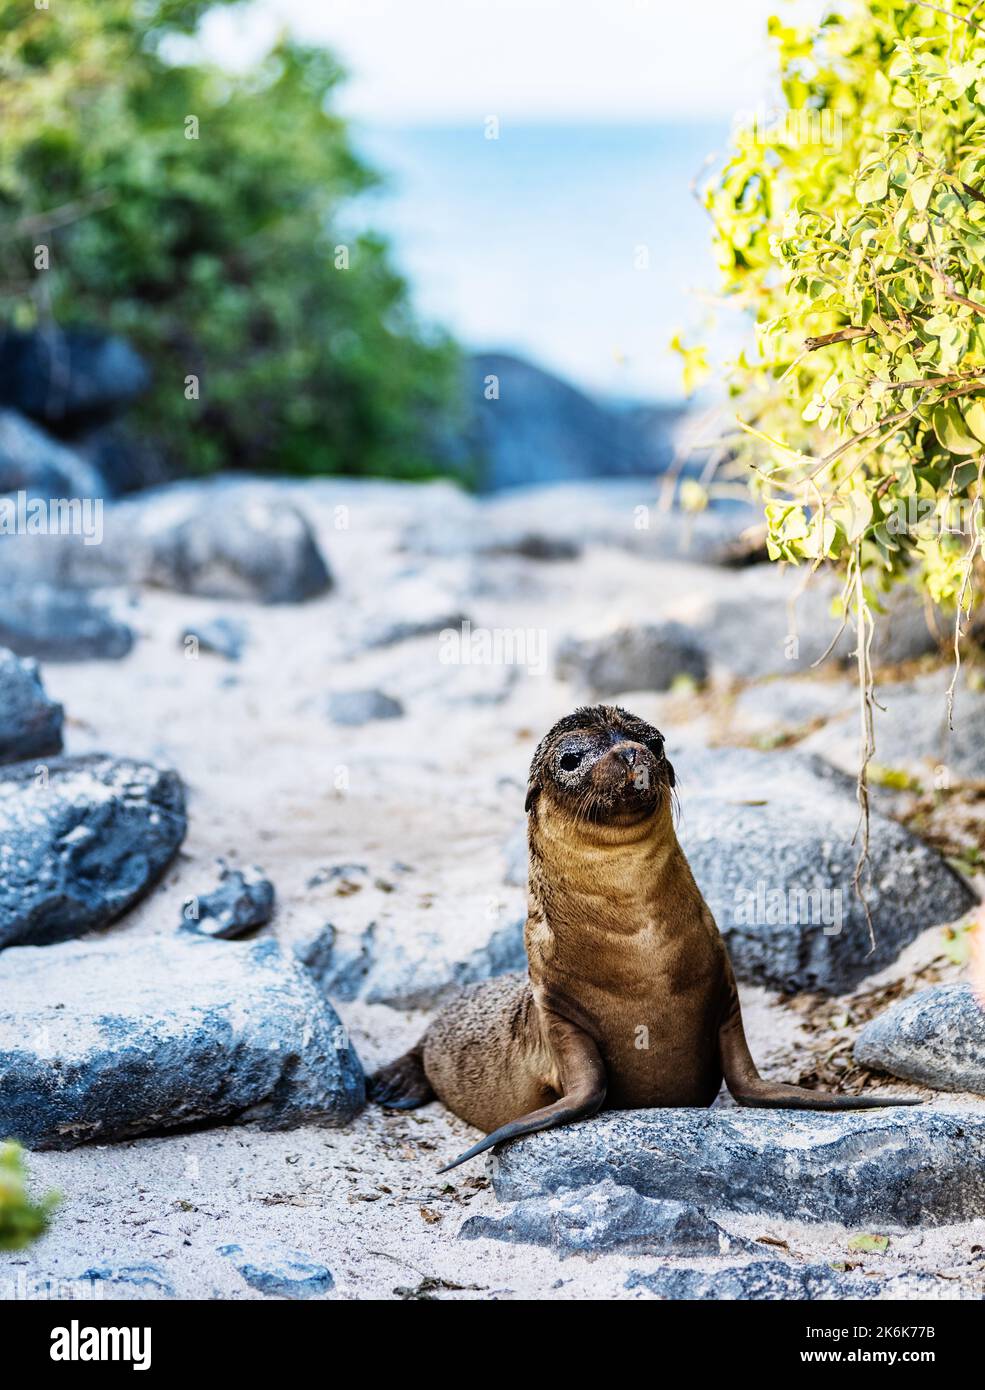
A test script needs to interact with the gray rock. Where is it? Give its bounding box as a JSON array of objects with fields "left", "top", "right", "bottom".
[
  {"left": 0, "top": 482, "right": 333, "bottom": 604},
  {"left": 476, "top": 479, "right": 759, "bottom": 564},
  {"left": 732, "top": 677, "right": 856, "bottom": 741},
  {"left": 869, "top": 586, "right": 947, "bottom": 667},
  {"left": 0, "top": 933, "right": 364, "bottom": 1148},
  {"left": 296, "top": 907, "right": 526, "bottom": 1010},
  {"left": 556, "top": 622, "right": 708, "bottom": 695},
  {"left": 73, "top": 421, "right": 172, "bottom": 496},
  {"left": 0, "top": 581, "right": 134, "bottom": 661},
  {"left": 365, "top": 910, "right": 527, "bottom": 1009},
  {"left": 679, "top": 566, "right": 940, "bottom": 678},
  {"left": 623, "top": 506, "right": 767, "bottom": 567},
  {"left": 181, "top": 864, "right": 275, "bottom": 940},
  {"left": 481, "top": 531, "right": 581, "bottom": 561},
  {"left": 491, "top": 1107, "right": 985, "bottom": 1226},
  {"left": 0, "top": 328, "right": 150, "bottom": 427},
  {"left": 460, "top": 1179, "right": 743, "bottom": 1258},
  {"left": 800, "top": 669, "right": 985, "bottom": 786},
  {"left": 0, "top": 410, "right": 107, "bottom": 500},
  {"left": 297, "top": 921, "right": 379, "bottom": 1001},
  {"left": 0, "top": 754, "right": 187, "bottom": 949},
  {"left": 325, "top": 689, "right": 404, "bottom": 726},
  {"left": 503, "top": 821, "right": 527, "bottom": 889},
  {"left": 80, "top": 1263, "right": 175, "bottom": 1297},
  {"left": 403, "top": 516, "right": 581, "bottom": 561},
  {"left": 121, "top": 489, "right": 332, "bottom": 603},
  {"left": 624, "top": 508, "right": 768, "bottom": 567},
  {"left": 0, "top": 649, "right": 64, "bottom": 763},
  {"left": 273, "top": 475, "right": 476, "bottom": 537},
  {"left": 672, "top": 742, "right": 974, "bottom": 992},
  {"left": 855, "top": 983, "right": 985, "bottom": 1096},
  {"left": 181, "top": 616, "right": 248, "bottom": 661},
  {"left": 362, "top": 609, "right": 470, "bottom": 650},
  {"left": 306, "top": 862, "right": 370, "bottom": 890},
  {"left": 625, "top": 1261, "right": 938, "bottom": 1301},
  {"left": 465, "top": 352, "right": 681, "bottom": 490},
  {"left": 217, "top": 1242, "right": 334, "bottom": 1299}
]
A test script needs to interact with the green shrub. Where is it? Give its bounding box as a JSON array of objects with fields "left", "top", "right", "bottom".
[
  {"left": 702, "top": 0, "right": 984, "bottom": 667},
  {"left": 694, "top": 0, "right": 985, "bottom": 902},
  {"left": 0, "top": 1142, "right": 57, "bottom": 1250},
  {"left": 0, "top": 0, "right": 462, "bottom": 479}
]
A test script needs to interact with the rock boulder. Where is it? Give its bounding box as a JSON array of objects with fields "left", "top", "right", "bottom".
[
  {"left": 0, "top": 754, "right": 187, "bottom": 949},
  {"left": 0, "top": 934, "right": 365, "bottom": 1148},
  {"left": 491, "top": 1107, "right": 985, "bottom": 1227}
]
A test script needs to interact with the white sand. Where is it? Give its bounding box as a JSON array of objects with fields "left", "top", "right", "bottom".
[{"left": 4, "top": 480, "right": 984, "bottom": 1300}]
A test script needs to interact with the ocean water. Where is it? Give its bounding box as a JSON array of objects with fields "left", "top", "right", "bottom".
[{"left": 351, "top": 121, "right": 737, "bottom": 404}]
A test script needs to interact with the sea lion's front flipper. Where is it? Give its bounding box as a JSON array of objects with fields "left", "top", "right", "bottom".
[
  {"left": 368, "top": 1042, "right": 435, "bottom": 1111},
  {"left": 718, "top": 968, "right": 922, "bottom": 1110},
  {"left": 438, "top": 1014, "right": 606, "bottom": 1172}
]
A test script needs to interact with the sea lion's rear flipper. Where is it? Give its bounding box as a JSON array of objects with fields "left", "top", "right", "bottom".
[
  {"left": 718, "top": 971, "right": 922, "bottom": 1110},
  {"left": 438, "top": 1014, "right": 607, "bottom": 1172},
  {"left": 368, "top": 1044, "right": 435, "bottom": 1111}
]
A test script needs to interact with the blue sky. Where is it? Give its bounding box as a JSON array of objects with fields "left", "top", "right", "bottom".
[{"left": 200, "top": 0, "right": 829, "bottom": 124}]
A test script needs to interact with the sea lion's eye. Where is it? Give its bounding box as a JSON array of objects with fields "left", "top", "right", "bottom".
[{"left": 559, "top": 751, "right": 583, "bottom": 772}]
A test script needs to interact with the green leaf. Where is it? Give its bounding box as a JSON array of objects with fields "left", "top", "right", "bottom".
[
  {"left": 856, "top": 164, "right": 889, "bottom": 204},
  {"left": 869, "top": 763, "right": 922, "bottom": 791},
  {"left": 933, "top": 401, "right": 983, "bottom": 455},
  {"left": 0, "top": 1143, "right": 59, "bottom": 1250},
  {"left": 953, "top": 460, "right": 982, "bottom": 488},
  {"left": 680, "top": 479, "right": 709, "bottom": 512},
  {"left": 847, "top": 1233, "right": 890, "bottom": 1254},
  {"left": 670, "top": 334, "right": 711, "bottom": 396},
  {"left": 910, "top": 174, "right": 935, "bottom": 211},
  {"left": 963, "top": 398, "right": 985, "bottom": 443},
  {"left": 942, "top": 923, "right": 975, "bottom": 966},
  {"left": 907, "top": 218, "right": 928, "bottom": 243},
  {"left": 832, "top": 489, "right": 874, "bottom": 543}
]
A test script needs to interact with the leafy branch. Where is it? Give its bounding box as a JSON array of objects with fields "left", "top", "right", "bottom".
[{"left": 696, "top": 0, "right": 985, "bottom": 931}]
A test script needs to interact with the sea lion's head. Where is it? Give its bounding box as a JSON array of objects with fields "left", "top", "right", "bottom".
[{"left": 525, "top": 704, "right": 675, "bottom": 826}]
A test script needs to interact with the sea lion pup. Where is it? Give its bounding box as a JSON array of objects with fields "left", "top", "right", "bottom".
[{"left": 370, "top": 704, "right": 920, "bottom": 1170}]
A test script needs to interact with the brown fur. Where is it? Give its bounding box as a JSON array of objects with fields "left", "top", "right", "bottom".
[{"left": 369, "top": 705, "right": 920, "bottom": 1169}]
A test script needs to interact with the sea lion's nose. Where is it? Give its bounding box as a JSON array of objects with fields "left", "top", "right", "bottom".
[{"left": 611, "top": 742, "right": 640, "bottom": 767}]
